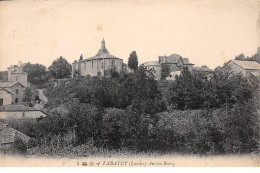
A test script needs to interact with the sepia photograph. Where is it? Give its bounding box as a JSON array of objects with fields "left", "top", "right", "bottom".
[{"left": 0, "top": 0, "right": 260, "bottom": 167}]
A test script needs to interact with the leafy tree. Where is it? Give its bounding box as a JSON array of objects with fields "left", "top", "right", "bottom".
[
  {"left": 235, "top": 53, "right": 246, "bottom": 61},
  {"left": 49, "top": 56, "right": 72, "bottom": 79},
  {"left": 23, "top": 87, "right": 33, "bottom": 106},
  {"left": 0, "top": 71, "right": 8, "bottom": 82},
  {"left": 161, "top": 64, "right": 171, "bottom": 80},
  {"left": 23, "top": 63, "right": 48, "bottom": 87},
  {"left": 128, "top": 51, "right": 138, "bottom": 71}
]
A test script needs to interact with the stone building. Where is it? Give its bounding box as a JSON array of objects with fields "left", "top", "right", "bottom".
[
  {"left": 143, "top": 54, "right": 194, "bottom": 80},
  {"left": 0, "top": 88, "right": 13, "bottom": 106},
  {"left": 7, "top": 62, "right": 28, "bottom": 87},
  {"left": 142, "top": 61, "right": 161, "bottom": 80},
  {"left": 225, "top": 60, "right": 260, "bottom": 78},
  {"left": 159, "top": 54, "right": 194, "bottom": 71},
  {"left": 72, "top": 39, "right": 123, "bottom": 77},
  {"left": 0, "top": 82, "right": 25, "bottom": 105}
]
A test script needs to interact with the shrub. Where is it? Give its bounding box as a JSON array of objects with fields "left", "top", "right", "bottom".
[{"left": 11, "top": 137, "right": 27, "bottom": 154}]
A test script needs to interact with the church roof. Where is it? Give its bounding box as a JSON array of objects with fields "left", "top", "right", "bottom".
[{"left": 80, "top": 39, "right": 122, "bottom": 62}]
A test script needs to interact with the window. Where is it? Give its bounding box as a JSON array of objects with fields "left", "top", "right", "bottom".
[
  {"left": 102, "top": 62, "right": 104, "bottom": 69},
  {"left": 16, "top": 89, "right": 18, "bottom": 94},
  {"left": 15, "top": 98, "right": 18, "bottom": 103},
  {"left": 92, "top": 62, "right": 93, "bottom": 68},
  {"left": 0, "top": 98, "right": 3, "bottom": 106}
]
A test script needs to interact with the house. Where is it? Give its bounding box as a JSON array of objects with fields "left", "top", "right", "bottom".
[
  {"left": 0, "top": 88, "right": 13, "bottom": 106},
  {"left": 159, "top": 54, "right": 194, "bottom": 72},
  {"left": 142, "top": 61, "right": 161, "bottom": 80},
  {"left": 0, "top": 105, "right": 48, "bottom": 120},
  {"left": 72, "top": 39, "right": 123, "bottom": 77},
  {"left": 225, "top": 60, "right": 260, "bottom": 77},
  {"left": 142, "top": 53, "right": 194, "bottom": 80},
  {"left": 0, "top": 122, "right": 30, "bottom": 150},
  {"left": 7, "top": 62, "right": 28, "bottom": 87},
  {"left": 0, "top": 81, "right": 25, "bottom": 105}
]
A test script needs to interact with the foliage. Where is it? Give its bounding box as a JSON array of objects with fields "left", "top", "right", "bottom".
[
  {"left": 0, "top": 71, "right": 8, "bottom": 82},
  {"left": 155, "top": 101, "right": 259, "bottom": 154},
  {"left": 11, "top": 137, "right": 27, "bottom": 154},
  {"left": 128, "top": 51, "right": 138, "bottom": 71},
  {"left": 23, "top": 86, "right": 40, "bottom": 106},
  {"left": 161, "top": 63, "right": 171, "bottom": 80},
  {"left": 235, "top": 53, "right": 246, "bottom": 61},
  {"left": 23, "top": 63, "right": 49, "bottom": 87},
  {"left": 166, "top": 67, "right": 254, "bottom": 110},
  {"left": 49, "top": 56, "right": 72, "bottom": 79}
]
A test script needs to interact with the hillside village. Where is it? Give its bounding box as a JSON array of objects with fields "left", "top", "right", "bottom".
[{"left": 1, "top": 40, "right": 260, "bottom": 155}]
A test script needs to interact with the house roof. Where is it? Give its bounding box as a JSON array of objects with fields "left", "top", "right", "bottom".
[
  {"left": 0, "top": 88, "right": 13, "bottom": 95},
  {"left": 0, "top": 105, "right": 48, "bottom": 116},
  {"left": 229, "top": 60, "right": 260, "bottom": 70},
  {"left": 0, "top": 81, "right": 25, "bottom": 88},
  {"left": 162, "top": 54, "right": 194, "bottom": 65},
  {"left": 0, "top": 122, "right": 30, "bottom": 144},
  {"left": 142, "top": 61, "right": 161, "bottom": 66}
]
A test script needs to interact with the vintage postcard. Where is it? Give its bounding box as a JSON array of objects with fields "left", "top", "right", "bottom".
[{"left": 0, "top": 0, "right": 260, "bottom": 167}]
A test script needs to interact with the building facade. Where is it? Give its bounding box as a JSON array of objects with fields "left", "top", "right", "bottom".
[
  {"left": 0, "top": 89, "right": 13, "bottom": 106},
  {"left": 72, "top": 39, "right": 123, "bottom": 77},
  {"left": 7, "top": 62, "right": 28, "bottom": 87},
  {"left": 225, "top": 60, "right": 260, "bottom": 77},
  {"left": 142, "top": 61, "right": 161, "bottom": 80},
  {"left": 0, "top": 82, "right": 25, "bottom": 105},
  {"left": 143, "top": 54, "right": 194, "bottom": 80}
]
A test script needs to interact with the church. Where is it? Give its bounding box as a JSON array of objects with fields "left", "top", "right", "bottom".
[{"left": 72, "top": 39, "right": 123, "bottom": 77}]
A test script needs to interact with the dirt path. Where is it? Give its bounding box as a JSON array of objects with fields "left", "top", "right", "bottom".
[{"left": 38, "top": 89, "right": 48, "bottom": 104}]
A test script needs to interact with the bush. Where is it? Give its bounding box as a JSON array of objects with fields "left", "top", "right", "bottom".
[
  {"left": 11, "top": 137, "right": 27, "bottom": 154},
  {"left": 155, "top": 101, "right": 259, "bottom": 154}
]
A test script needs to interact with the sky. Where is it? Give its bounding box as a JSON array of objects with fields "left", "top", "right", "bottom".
[{"left": 0, "top": 0, "right": 259, "bottom": 71}]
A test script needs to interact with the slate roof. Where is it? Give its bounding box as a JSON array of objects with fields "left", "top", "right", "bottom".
[
  {"left": 230, "top": 60, "right": 260, "bottom": 70},
  {"left": 79, "top": 39, "right": 122, "bottom": 62},
  {"left": 0, "top": 122, "right": 30, "bottom": 144},
  {"left": 142, "top": 61, "right": 161, "bottom": 66},
  {"left": 0, "top": 81, "right": 25, "bottom": 88},
  {"left": 163, "top": 54, "right": 194, "bottom": 65}
]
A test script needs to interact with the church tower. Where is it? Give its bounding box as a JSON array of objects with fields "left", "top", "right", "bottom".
[{"left": 96, "top": 38, "right": 109, "bottom": 55}]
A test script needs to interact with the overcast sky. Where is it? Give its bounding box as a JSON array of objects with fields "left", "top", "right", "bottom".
[{"left": 0, "top": 0, "right": 259, "bottom": 71}]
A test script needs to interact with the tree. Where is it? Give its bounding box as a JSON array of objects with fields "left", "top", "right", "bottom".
[
  {"left": 23, "top": 87, "right": 33, "bottom": 106},
  {"left": 235, "top": 53, "right": 246, "bottom": 61},
  {"left": 161, "top": 64, "right": 171, "bottom": 80},
  {"left": 49, "top": 56, "right": 72, "bottom": 79},
  {"left": 23, "top": 63, "right": 48, "bottom": 86},
  {"left": 128, "top": 51, "right": 138, "bottom": 71}
]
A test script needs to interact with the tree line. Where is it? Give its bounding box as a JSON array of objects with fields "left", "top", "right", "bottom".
[{"left": 7, "top": 64, "right": 259, "bottom": 155}]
